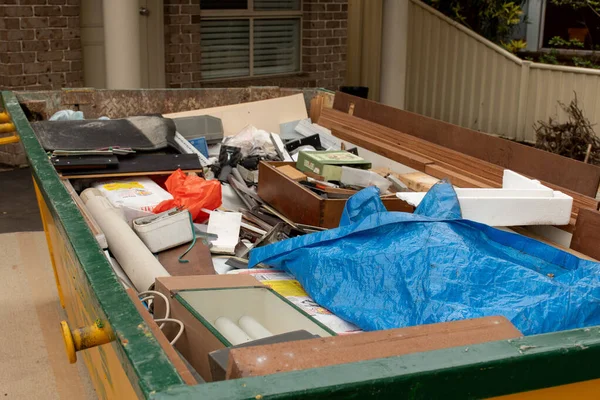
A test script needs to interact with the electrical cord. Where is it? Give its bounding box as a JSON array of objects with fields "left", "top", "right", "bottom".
[
  {"left": 154, "top": 318, "right": 185, "bottom": 345},
  {"left": 138, "top": 290, "right": 170, "bottom": 329}
]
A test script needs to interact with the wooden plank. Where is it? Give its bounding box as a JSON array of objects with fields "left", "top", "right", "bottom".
[
  {"left": 510, "top": 227, "right": 597, "bottom": 262},
  {"left": 60, "top": 169, "right": 202, "bottom": 180},
  {"left": 126, "top": 289, "right": 198, "bottom": 385},
  {"left": 570, "top": 208, "right": 600, "bottom": 260},
  {"left": 425, "top": 164, "right": 493, "bottom": 188},
  {"left": 164, "top": 94, "right": 308, "bottom": 136},
  {"left": 398, "top": 172, "right": 440, "bottom": 192},
  {"left": 333, "top": 91, "right": 600, "bottom": 197}
]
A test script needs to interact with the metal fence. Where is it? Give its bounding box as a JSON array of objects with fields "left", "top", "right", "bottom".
[{"left": 406, "top": 0, "right": 600, "bottom": 142}]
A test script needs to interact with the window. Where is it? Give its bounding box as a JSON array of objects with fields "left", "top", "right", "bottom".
[{"left": 200, "top": 0, "right": 302, "bottom": 80}]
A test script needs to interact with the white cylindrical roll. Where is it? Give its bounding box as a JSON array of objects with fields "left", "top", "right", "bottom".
[
  {"left": 238, "top": 315, "right": 273, "bottom": 340},
  {"left": 214, "top": 317, "right": 252, "bottom": 345},
  {"left": 81, "top": 188, "right": 169, "bottom": 292}
]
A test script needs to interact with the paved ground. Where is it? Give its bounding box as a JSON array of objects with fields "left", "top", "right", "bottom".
[
  {"left": 0, "top": 167, "right": 42, "bottom": 233},
  {"left": 0, "top": 167, "right": 95, "bottom": 399}
]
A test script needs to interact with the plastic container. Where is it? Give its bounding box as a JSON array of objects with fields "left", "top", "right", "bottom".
[{"left": 133, "top": 208, "right": 193, "bottom": 253}]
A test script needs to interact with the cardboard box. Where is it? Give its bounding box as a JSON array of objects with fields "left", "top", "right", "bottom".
[
  {"left": 155, "top": 275, "right": 334, "bottom": 382},
  {"left": 296, "top": 150, "right": 371, "bottom": 181},
  {"left": 258, "top": 161, "right": 414, "bottom": 228}
]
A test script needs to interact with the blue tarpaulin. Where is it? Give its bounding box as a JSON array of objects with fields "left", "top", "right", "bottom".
[{"left": 249, "top": 182, "right": 600, "bottom": 335}]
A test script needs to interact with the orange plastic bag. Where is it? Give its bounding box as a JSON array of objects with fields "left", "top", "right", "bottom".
[{"left": 153, "top": 169, "right": 222, "bottom": 222}]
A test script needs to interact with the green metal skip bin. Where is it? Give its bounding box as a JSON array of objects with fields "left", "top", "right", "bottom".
[{"left": 4, "top": 88, "right": 600, "bottom": 400}]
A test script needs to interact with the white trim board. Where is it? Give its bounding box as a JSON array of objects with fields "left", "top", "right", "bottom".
[
  {"left": 164, "top": 94, "right": 308, "bottom": 137},
  {"left": 396, "top": 170, "right": 573, "bottom": 226}
]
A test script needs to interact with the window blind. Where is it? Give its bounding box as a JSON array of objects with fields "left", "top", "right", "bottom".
[
  {"left": 253, "top": 19, "right": 300, "bottom": 75},
  {"left": 254, "top": 0, "right": 300, "bottom": 11},
  {"left": 200, "top": 0, "right": 248, "bottom": 10},
  {"left": 200, "top": 20, "right": 250, "bottom": 79}
]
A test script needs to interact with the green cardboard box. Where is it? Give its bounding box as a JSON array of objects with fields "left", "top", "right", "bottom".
[{"left": 296, "top": 151, "right": 372, "bottom": 181}]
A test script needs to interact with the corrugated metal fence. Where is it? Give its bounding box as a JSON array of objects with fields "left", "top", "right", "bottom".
[{"left": 406, "top": 0, "right": 600, "bottom": 142}]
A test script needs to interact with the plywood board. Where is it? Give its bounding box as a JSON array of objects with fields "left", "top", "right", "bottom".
[
  {"left": 165, "top": 94, "right": 308, "bottom": 136},
  {"left": 333, "top": 91, "right": 600, "bottom": 197}
]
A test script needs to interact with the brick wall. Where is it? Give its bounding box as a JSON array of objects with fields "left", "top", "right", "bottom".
[
  {"left": 163, "top": 0, "right": 347, "bottom": 90},
  {"left": 0, "top": 0, "right": 84, "bottom": 91}
]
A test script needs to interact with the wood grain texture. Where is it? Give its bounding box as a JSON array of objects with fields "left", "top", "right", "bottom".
[
  {"left": 226, "top": 316, "right": 521, "bottom": 379},
  {"left": 126, "top": 289, "right": 198, "bottom": 385},
  {"left": 571, "top": 208, "right": 600, "bottom": 260},
  {"left": 258, "top": 162, "right": 414, "bottom": 228},
  {"left": 333, "top": 91, "right": 600, "bottom": 197}
]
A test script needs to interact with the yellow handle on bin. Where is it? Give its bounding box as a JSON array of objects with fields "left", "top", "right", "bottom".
[{"left": 60, "top": 320, "right": 115, "bottom": 364}]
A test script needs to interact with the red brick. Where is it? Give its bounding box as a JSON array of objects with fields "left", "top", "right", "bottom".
[
  {"left": 304, "top": 20, "right": 324, "bottom": 29},
  {"left": 64, "top": 49, "right": 81, "bottom": 60},
  {"left": 65, "top": 71, "right": 83, "bottom": 83},
  {"left": 38, "top": 72, "right": 65, "bottom": 86},
  {"left": 61, "top": 5, "right": 78, "bottom": 16},
  {"left": 181, "top": 24, "right": 200, "bottom": 33},
  {"left": 166, "top": 64, "right": 181, "bottom": 73},
  {"left": 303, "top": 29, "right": 319, "bottom": 38},
  {"left": 165, "top": 5, "right": 180, "bottom": 15},
  {"left": 34, "top": 5, "right": 62, "bottom": 16},
  {"left": 0, "top": 17, "right": 20, "bottom": 29},
  {"left": 36, "top": 28, "right": 62, "bottom": 39},
  {"left": 49, "top": 16, "right": 67, "bottom": 27},
  {"left": 6, "top": 75, "right": 38, "bottom": 87},
  {"left": 166, "top": 44, "right": 181, "bottom": 54},
  {"left": 165, "top": 15, "right": 190, "bottom": 25},
  {"left": 306, "top": 55, "right": 324, "bottom": 63},
  {"left": 333, "top": 12, "right": 347, "bottom": 19},
  {"left": 340, "top": 36, "right": 346, "bottom": 45},
  {"left": 37, "top": 50, "right": 63, "bottom": 61},
  {"left": 302, "top": 46, "right": 319, "bottom": 56},
  {"left": 325, "top": 20, "right": 340, "bottom": 29},
  {"left": 304, "top": 3, "right": 326, "bottom": 11},
  {"left": 21, "top": 16, "right": 48, "bottom": 28},
  {"left": 165, "top": 24, "right": 181, "bottom": 34},
  {"left": 3, "top": 6, "right": 33, "bottom": 16},
  {"left": 52, "top": 61, "right": 70, "bottom": 72},
  {"left": 20, "top": 0, "right": 48, "bottom": 4},
  {"left": 167, "top": 53, "right": 191, "bottom": 63},
  {"left": 7, "top": 41, "right": 21, "bottom": 52},
  {"left": 326, "top": 3, "right": 341, "bottom": 11},
  {"left": 62, "top": 28, "right": 79, "bottom": 39},
  {"left": 0, "top": 53, "right": 35, "bottom": 64},
  {"left": 318, "top": 29, "right": 332, "bottom": 38},
  {"left": 340, "top": 20, "right": 347, "bottom": 29},
  {"left": 181, "top": 62, "right": 201, "bottom": 72},
  {"left": 317, "top": 63, "right": 332, "bottom": 71},
  {"left": 332, "top": 61, "right": 346, "bottom": 70},
  {"left": 50, "top": 39, "right": 69, "bottom": 50},
  {"left": 7, "top": 29, "right": 34, "bottom": 40},
  {"left": 67, "top": 38, "right": 81, "bottom": 49},
  {"left": 326, "top": 37, "right": 340, "bottom": 46},
  {"left": 318, "top": 46, "right": 333, "bottom": 55},
  {"left": 6, "top": 63, "right": 23, "bottom": 75},
  {"left": 48, "top": 0, "right": 68, "bottom": 4},
  {"left": 324, "top": 53, "right": 340, "bottom": 62},
  {"left": 191, "top": 33, "right": 200, "bottom": 43},
  {"left": 23, "top": 61, "right": 51, "bottom": 75},
  {"left": 66, "top": 0, "right": 78, "bottom": 4},
  {"left": 22, "top": 39, "right": 50, "bottom": 51},
  {"left": 0, "top": 0, "right": 18, "bottom": 4},
  {"left": 0, "top": 42, "right": 7, "bottom": 52},
  {"left": 70, "top": 60, "right": 82, "bottom": 71},
  {"left": 302, "top": 63, "right": 317, "bottom": 72},
  {"left": 333, "top": 28, "right": 346, "bottom": 37},
  {"left": 169, "top": 34, "right": 190, "bottom": 44},
  {"left": 318, "top": 12, "right": 333, "bottom": 20},
  {"left": 191, "top": 52, "right": 201, "bottom": 62},
  {"left": 67, "top": 16, "right": 79, "bottom": 28},
  {"left": 332, "top": 45, "right": 344, "bottom": 54},
  {"left": 302, "top": 37, "right": 325, "bottom": 47},
  {"left": 167, "top": 72, "right": 191, "bottom": 83},
  {"left": 180, "top": 4, "right": 199, "bottom": 15}
]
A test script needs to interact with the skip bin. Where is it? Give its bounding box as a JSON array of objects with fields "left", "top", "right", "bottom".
[{"left": 4, "top": 87, "right": 600, "bottom": 399}]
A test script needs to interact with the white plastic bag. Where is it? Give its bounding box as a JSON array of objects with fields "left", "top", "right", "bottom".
[{"left": 92, "top": 178, "right": 173, "bottom": 213}]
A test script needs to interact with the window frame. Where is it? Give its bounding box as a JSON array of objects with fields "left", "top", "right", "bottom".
[{"left": 199, "top": 1, "right": 303, "bottom": 81}]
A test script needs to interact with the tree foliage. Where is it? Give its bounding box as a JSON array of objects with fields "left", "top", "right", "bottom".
[{"left": 425, "top": 0, "right": 525, "bottom": 43}]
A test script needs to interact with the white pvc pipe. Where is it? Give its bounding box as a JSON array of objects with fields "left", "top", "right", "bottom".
[
  {"left": 81, "top": 188, "right": 169, "bottom": 291},
  {"left": 102, "top": 0, "right": 141, "bottom": 88},
  {"left": 214, "top": 317, "right": 252, "bottom": 345},
  {"left": 238, "top": 316, "right": 273, "bottom": 340}
]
